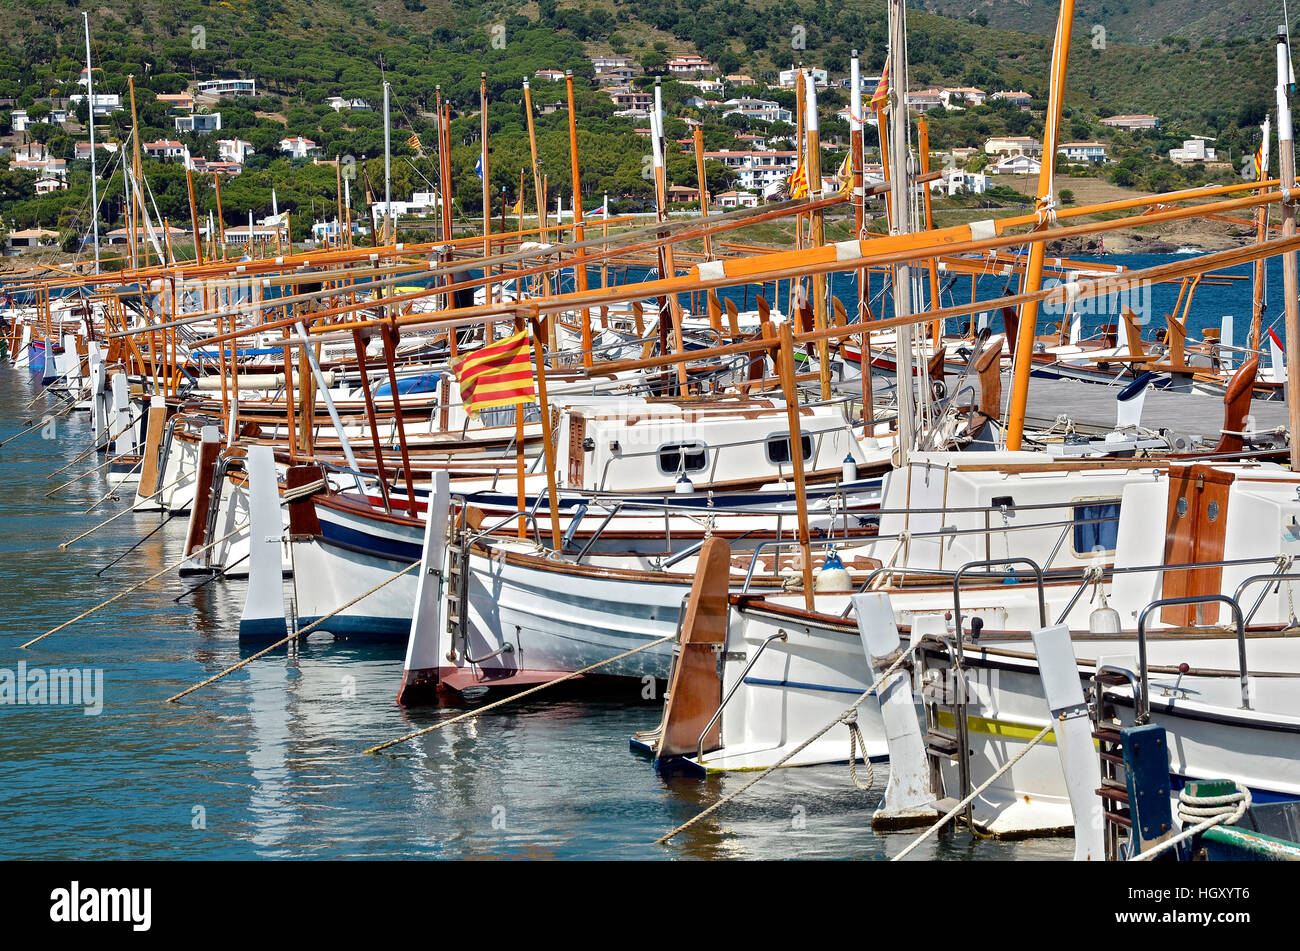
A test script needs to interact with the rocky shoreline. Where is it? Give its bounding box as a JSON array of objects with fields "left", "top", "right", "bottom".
[{"left": 1047, "top": 221, "right": 1256, "bottom": 256}]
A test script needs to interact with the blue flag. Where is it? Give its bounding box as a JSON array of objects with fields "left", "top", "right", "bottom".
[{"left": 474, "top": 155, "right": 483, "bottom": 180}]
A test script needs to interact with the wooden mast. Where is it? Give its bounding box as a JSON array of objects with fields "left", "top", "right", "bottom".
[
  {"left": 887, "top": 0, "right": 916, "bottom": 465},
  {"left": 851, "top": 50, "right": 875, "bottom": 429},
  {"left": 1275, "top": 26, "right": 1300, "bottom": 470},
  {"left": 127, "top": 75, "right": 144, "bottom": 270},
  {"left": 1005, "top": 0, "right": 1076, "bottom": 451},
  {"left": 564, "top": 71, "right": 593, "bottom": 368},
  {"left": 804, "top": 74, "right": 833, "bottom": 400},
  {"left": 692, "top": 125, "right": 712, "bottom": 260},
  {"left": 917, "top": 115, "right": 943, "bottom": 345},
  {"left": 521, "top": 79, "right": 553, "bottom": 348},
  {"left": 1250, "top": 116, "right": 1271, "bottom": 354}
]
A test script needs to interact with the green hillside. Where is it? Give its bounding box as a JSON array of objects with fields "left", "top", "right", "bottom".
[{"left": 0, "top": 0, "right": 1288, "bottom": 251}]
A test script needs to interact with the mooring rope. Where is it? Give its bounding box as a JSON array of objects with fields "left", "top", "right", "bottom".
[
  {"left": 653, "top": 642, "right": 920, "bottom": 846},
  {"left": 22, "top": 525, "right": 248, "bottom": 648},
  {"left": 892, "top": 722, "right": 1054, "bottom": 861},
  {"left": 365, "top": 634, "right": 676, "bottom": 755},
  {"left": 165, "top": 560, "right": 422, "bottom": 703},
  {"left": 60, "top": 469, "right": 192, "bottom": 549},
  {"left": 1130, "top": 783, "right": 1252, "bottom": 862}
]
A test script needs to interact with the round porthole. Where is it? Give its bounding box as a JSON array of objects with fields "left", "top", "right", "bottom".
[
  {"left": 1207, "top": 500, "right": 1220, "bottom": 522},
  {"left": 1176, "top": 496, "right": 1188, "bottom": 517}
]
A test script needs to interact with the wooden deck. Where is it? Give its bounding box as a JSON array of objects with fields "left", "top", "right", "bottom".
[{"left": 997, "top": 373, "right": 1289, "bottom": 438}]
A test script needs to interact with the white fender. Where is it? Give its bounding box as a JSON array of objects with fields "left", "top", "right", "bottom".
[
  {"left": 15, "top": 322, "right": 32, "bottom": 368},
  {"left": 239, "top": 444, "right": 288, "bottom": 640},
  {"left": 1030, "top": 623, "right": 1104, "bottom": 862},
  {"left": 398, "top": 471, "right": 450, "bottom": 705},
  {"left": 855, "top": 592, "right": 935, "bottom": 821},
  {"left": 88, "top": 348, "right": 107, "bottom": 442},
  {"left": 110, "top": 371, "right": 136, "bottom": 456}
]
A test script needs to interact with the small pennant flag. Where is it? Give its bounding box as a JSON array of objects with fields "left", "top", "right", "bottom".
[
  {"left": 870, "top": 62, "right": 890, "bottom": 111},
  {"left": 407, "top": 132, "right": 423, "bottom": 156},
  {"left": 474, "top": 154, "right": 484, "bottom": 180},
  {"left": 836, "top": 152, "right": 852, "bottom": 195},
  {"left": 510, "top": 196, "right": 523, "bottom": 216},
  {"left": 589, "top": 202, "right": 607, "bottom": 216},
  {"left": 451, "top": 329, "right": 536, "bottom": 416}
]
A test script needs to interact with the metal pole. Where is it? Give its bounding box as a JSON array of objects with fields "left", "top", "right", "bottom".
[
  {"left": 82, "top": 13, "right": 100, "bottom": 273},
  {"left": 383, "top": 81, "right": 392, "bottom": 243}
]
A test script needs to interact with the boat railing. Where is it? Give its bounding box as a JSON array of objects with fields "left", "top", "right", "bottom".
[
  {"left": 1232, "top": 569, "right": 1300, "bottom": 628},
  {"left": 839, "top": 552, "right": 1288, "bottom": 621},
  {"left": 695, "top": 629, "right": 788, "bottom": 764},
  {"left": 1136, "top": 595, "right": 1249, "bottom": 720},
  {"left": 454, "top": 505, "right": 544, "bottom": 554},
  {"left": 952, "top": 558, "right": 1048, "bottom": 665}
]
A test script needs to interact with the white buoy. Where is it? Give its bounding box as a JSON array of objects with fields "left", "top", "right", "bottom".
[
  {"left": 675, "top": 474, "right": 694, "bottom": 494},
  {"left": 1089, "top": 589, "right": 1122, "bottom": 634},
  {"left": 842, "top": 453, "right": 857, "bottom": 484},
  {"left": 814, "top": 549, "right": 852, "bottom": 592}
]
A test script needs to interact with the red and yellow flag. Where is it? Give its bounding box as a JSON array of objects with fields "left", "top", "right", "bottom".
[
  {"left": 1254, "top": 140, "right": 1265, "bottom": 179},
  {"left": 870, "top": 62, "right": 890, "bottom": 111},
  {"left": 787, "top": 159, "right": 809, "bottom": 199},
  {"left": 836, "top": 151, "right": 852, "bottom": 195},
  {"left": 452, "top": 328, "right": 536, "bottom": 415}
]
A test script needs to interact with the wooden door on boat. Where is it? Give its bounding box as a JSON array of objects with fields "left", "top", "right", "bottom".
[{"left": 1161, "top": 464, "right": 1233, "bottom": 625}]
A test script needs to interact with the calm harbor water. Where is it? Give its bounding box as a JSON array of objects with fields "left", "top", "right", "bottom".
[{"left": 8, "top": 250, "right": 1259, "bottom": 861}]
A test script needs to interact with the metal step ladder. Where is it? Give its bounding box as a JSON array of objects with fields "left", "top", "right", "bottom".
[
  {"left": 919, "top": 557, "right": 1049, "bottom": 822},
  {"left": 1091, "top": 705, "right": 1133, "bottom": 862},
  {"left": 915, "top": 634, "right": 968, "bottom": 816},
  {"left": 444, "top": 509, "right": 470, "bottom": 659}
]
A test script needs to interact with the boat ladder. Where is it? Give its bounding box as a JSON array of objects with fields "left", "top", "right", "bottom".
[
  {"left": 444, "top": 508, "right": 471, "bottom": 658},
  {"left": 918, "top": 558, "right": 1048, "bottom": 824},
  {"left": 1092, "top": 593, "right": 1248, "bottom": 859}
]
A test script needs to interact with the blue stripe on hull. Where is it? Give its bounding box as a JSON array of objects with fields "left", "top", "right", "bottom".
[
  {"left": 293, "top": 614, "right": 410, "bottom": 643},
  {"left": 317, "top": 519, "right": 422, "bottom": 562},
  {"left": 238, "top": 616, "right": 289, "bottom": 642}
]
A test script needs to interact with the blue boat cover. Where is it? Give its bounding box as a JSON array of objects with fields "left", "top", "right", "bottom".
[{"left": 376, "top": 372, "right": 441, "bottom": 397}]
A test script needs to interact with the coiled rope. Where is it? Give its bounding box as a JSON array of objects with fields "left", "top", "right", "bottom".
[{"left": 1130, "top": 783, "right": 1252, "bottom": 862}]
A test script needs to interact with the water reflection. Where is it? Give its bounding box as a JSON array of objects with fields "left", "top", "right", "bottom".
[{"left": 0, "top": 366, "right": 1072, "bottom": 860}]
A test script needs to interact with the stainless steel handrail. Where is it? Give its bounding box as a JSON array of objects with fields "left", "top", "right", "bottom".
[
  {"left": 952, "top": 558, "right": 1048, "bottom": 666},
  {"left": 1135, "top": 595, "right": 1248, "bottom": 719},
  {"left": 696, "top": 630, "right": 787, "bottom": 763},
  {"left": 1232, "top": 570, "right": 1300, "bottom": 628}
]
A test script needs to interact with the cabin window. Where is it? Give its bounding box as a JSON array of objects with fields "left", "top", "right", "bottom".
[
  {"left": 1072, "top": 501, "right": 1121, "bottom": 555},
  {"left": 765, "top": 432, "right": 814, "bottom": 466},
  {"left": 658, "top": 442, "right": 709, "bottom": 475}
]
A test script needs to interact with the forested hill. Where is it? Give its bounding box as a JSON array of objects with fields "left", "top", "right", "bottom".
[
  {"left": 1, "top": 0, "right": 1285, "bottom": 126},
  {"left": 0, "top": 0, "right": 1287, "bottom": 246}
]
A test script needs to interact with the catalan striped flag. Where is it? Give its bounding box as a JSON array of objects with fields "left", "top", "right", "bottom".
[
  {"left": 870, "top": 62, "right": 890, "bottom": 111},
  {"left": 452, "top": 328, "right": 536, "bottom": 416},
  {"left": 836, "top": 151, "right": 853, "bottom": 195},
  {"left": 787, "top": 159, "right": 809, "bottom": 199}
]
